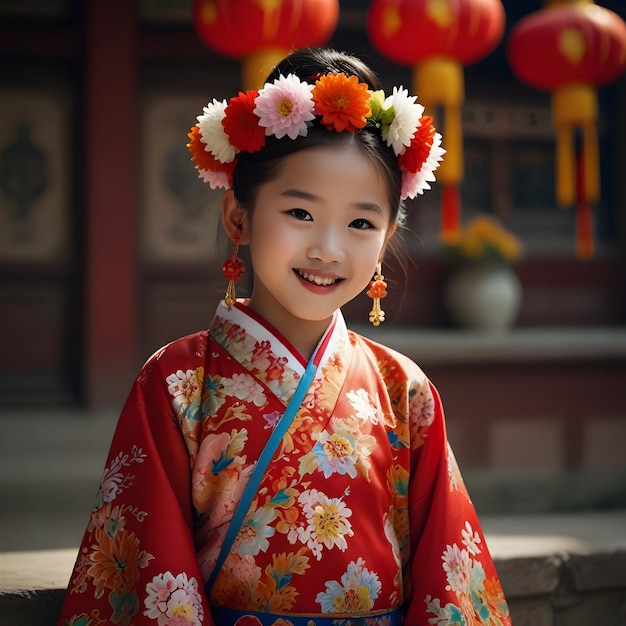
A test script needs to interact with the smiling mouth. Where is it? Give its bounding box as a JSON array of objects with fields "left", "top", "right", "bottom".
[{"left": 296, "top": 270, "right": 340, "bottom": 286}]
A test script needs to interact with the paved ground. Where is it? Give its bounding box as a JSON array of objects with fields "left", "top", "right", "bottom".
[{"left": 1, "top": 410, "right": 625, "bottom": 557}]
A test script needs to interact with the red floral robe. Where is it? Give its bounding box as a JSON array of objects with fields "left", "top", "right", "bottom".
[{"left": 58, "top": 301, "right": 511, "bottom": 626}]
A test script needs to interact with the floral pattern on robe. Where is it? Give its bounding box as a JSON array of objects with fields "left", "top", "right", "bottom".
[{"left": 58, "top": 301, "right": 510, "bottom": 626}]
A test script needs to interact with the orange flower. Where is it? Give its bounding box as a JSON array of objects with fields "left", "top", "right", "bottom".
[
  {"left": 275, "top": 505, "right": 300, "bottom": 533},
  {"left": 87, "top": 527, "right": 153, "bottom": 598},
  {"left": 212, "top": 570, "right": 251, "bottom": 611},
  {"left": 312, "top": 73, "right": 372, "bottom": 132},
  {"left": 270, "top": 548, "right": 310, "bottom": 579},
  {"left": 187, "top": 125, "right": 237, "bottom": 181},
  {"left": 482, "top": 576, "right": 512, "bottom": 624}
]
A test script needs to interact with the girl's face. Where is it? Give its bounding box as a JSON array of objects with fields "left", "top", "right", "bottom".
[{"left": 239, "top": 142, "right": 396, "bottom": 352}]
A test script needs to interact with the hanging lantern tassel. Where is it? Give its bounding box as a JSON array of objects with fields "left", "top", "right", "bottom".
[
  {"left": 553, "top": 84, "right": 599, "bottom": 258},
  {"left": 581, "top": 118, "right": 600, "bottom": 207},
  {"left": 576, "top": 142, "right": 594, "bottom": 260},
  {"left": 441, "top": 185, "right": 461, "bottom": 245},
  {"left": 552, "top": 84, "right": 600, "bottom": 207},
  {"left": 414, "top": 58, "right": 464, "bottom": 244},
  {"left": 555, "top": 122, "right": 576, "bottom": 208},
  {"left": 242, "top": 47, "right": 289, "bottom": 91}
]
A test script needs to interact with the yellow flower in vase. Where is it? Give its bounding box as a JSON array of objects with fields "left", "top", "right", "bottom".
[{"left": 446, "top": 215, "right": 522, "bottom": 266}]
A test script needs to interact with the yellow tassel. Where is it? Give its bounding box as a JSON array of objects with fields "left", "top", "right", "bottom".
[
  {"left": 556, "top": 127, "right": 575, "bottom": 207},
  {"left": 552, "top": 84, "right": 598, "bottom": 207},
  {"left": 414, "top": 58, "right": 464, "bottom": 241},
  {"left": 368, "top": 299, "right": 385, "bottom": 326},
  {"left": 414, "top": 58, "right": 464, "bottom": 106},
  {"left": 242, "top": 48, "right": 289, "bottom": 91},
  {"left": 414, "top": 58, "right": 464, "bottom": 185},
  {"left": 438, "top": 104, "right": 463, "bottom": 185},
  {"left": 224, "top": 280, "right": 237, "bottom": 307}
]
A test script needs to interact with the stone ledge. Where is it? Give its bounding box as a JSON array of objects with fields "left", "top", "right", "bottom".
[
  {"left": 494, "top": 549, "right": 626, "bottom": 626},
  {"left": 494, "top": 554, "right": 562, "bottom": 597},
  {"left": 2, "top": 545, "right": 626, "bottom": 626},
  {"left": 0, "top": 549, "right": 74, "bottom": 626},
  {"left": 352, "top": 325, "right": 626, "bottom": 365}
]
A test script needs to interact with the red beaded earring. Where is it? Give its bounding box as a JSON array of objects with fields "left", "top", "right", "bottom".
[
  {"left": 222, "top": 224, "right": 245, "bottom": 306},
  {"left": 367, "top": 262, "right": 388, "bottom": 326}
]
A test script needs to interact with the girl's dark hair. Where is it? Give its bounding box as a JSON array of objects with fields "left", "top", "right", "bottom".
[{"left": 231, "top": 47, "right": 405, "bottom": 225}]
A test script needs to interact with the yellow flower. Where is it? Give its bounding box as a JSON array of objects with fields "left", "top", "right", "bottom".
[{"left": 447, "top": 215, "right": 522, "bottom": 264}]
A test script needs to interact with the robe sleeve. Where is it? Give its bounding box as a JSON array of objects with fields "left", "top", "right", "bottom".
[
  {"left": 404, "top": 380, "right": 511, "bottom": 625},
  {"left": 57, "top": 336, "right": 214, "bottom": 626}
]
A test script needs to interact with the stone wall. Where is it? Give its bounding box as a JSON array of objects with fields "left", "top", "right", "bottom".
[{"left": 497, "top": 551, "right": 626, "bottom": 626}]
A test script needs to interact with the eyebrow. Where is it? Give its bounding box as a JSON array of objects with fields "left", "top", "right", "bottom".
[{"left": 281, "top": 188, "right": 385, "bottom": 215}]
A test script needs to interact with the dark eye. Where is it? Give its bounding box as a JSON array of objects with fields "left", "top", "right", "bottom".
[
  {"left": 349, "top": 218, "right": 374, "bottom": 230},
  {"left": 287, "top": 208, "right": 312, "bottom": 221}
]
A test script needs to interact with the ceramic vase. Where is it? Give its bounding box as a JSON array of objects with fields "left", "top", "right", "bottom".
[{"left": 444, "top": 264, "right": 522, "bottom": 331}]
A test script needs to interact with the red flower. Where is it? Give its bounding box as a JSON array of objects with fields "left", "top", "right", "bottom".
[
  {"left": 222, "top": 256, "right": 245, "bottom": 281},
  {"left": 223, "top": 90, "right": 266, "bottom": 153},
  {"left": 397, "top": 116, "right": 436, "bottom": 174}
]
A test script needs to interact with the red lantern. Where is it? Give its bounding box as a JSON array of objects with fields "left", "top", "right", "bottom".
[
  {"left": 193, "top": 0, "right": 339, "bottom": 89},
  {"left": 367, "top": 0, "right": 505, "bottom": 243},
  {"left": 507, "top": 1, "right": 626, "bottom": 259}
]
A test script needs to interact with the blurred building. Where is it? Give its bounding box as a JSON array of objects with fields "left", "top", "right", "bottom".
[{"left": 0, "top": 0, "right": 625, "bottom": 501}]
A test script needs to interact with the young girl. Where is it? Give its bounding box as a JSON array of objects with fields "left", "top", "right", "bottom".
[{"left": 58, "top": 47, "right": 511, "bottom": 626}]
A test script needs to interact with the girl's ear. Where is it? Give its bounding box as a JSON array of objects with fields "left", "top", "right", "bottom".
[{"left": 221, "top": 190, "right": 250, "bottom": 244}]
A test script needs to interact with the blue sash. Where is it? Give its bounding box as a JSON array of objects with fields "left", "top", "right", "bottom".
[
  {"left": 205, "top": 355, "right": 318, "bottom": 595},
  {"left": 212, "top": 606, "right": 403, "bottom": 625}
]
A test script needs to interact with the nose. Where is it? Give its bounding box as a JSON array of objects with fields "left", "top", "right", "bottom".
[{"left": 306, "top": 226, "right": 345, "bottom": 264}]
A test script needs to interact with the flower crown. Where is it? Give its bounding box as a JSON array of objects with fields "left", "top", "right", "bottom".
[{"left": 187, "top": 72, "right": 445, "bottom": 200}]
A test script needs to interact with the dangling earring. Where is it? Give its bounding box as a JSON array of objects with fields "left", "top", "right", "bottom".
[
  {"left": 367, "top": 262, "right": 388, "bottom": 326},
  {"left": 222, "top": 224, "right": 245, "bottom": 306}
]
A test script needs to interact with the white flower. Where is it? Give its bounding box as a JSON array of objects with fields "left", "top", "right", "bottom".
[
  {"left": 401, "top": 131, "right": 445, "bottom": 199},
  {"left": 346, "top": 388, "right": 383, "bottom": 425},
  {"left": 382, "top": 86, "right": 424, "bottom": 156},
  {"left": 223, "top": 372, "right": 266, "bottom": 407},
  {"left": 254, "top": 73, "right": 316, "bottom": 140},
  {"left": 234, "top": 506, "right": 276, "bottom": 556},
  {"left": 144, "top": 571, "right": 204, "bottom": 625},
  {"left": 197, "top": 99, "right": 237, "bottom": 163},
  {"left": 442, "top": 543, "right": 472, "bottom": 595},
  {"left": 461, "top": 521, "right": 482, "bottom": 556},
  {"left": 166, "top": 368, "right": 202, "bottom": 409},
  {"left": 298, "top": 488, "right": 353, "bottom": 559},
  {"left": 409, "top": 380, "right": 435, "bottom": 428},
  {"left": 311, "top": 430, "right": 358, "bottom": 478}
]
